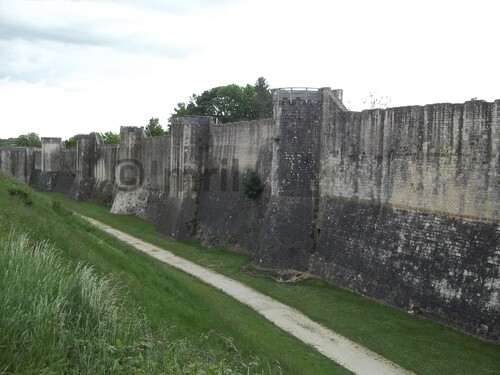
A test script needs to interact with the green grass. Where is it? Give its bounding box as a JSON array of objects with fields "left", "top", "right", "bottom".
[
  {"left": 44, "top": 191, "right": 500, "bottom": 375},
  {"left": 1, "top": 232, "right": 282, "bottom": 374},
  {"left": 0, "top": 174, "right": 349, "bottom": 375},
  {"left": 1, "top": 232, "right": 149, "bottom": 374}
]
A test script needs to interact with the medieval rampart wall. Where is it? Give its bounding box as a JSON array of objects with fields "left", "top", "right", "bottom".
[
  {"left": 311, "top": 95, "right": 499, "bottom": 340},
  {"left": 1, "top": 88, "right": 498, "bottom": 341}
]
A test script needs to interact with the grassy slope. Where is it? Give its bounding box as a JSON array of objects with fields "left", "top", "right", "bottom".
[
  {"left": 46, "top": 191, "right": 500, "bottom": 375},
  {"left": 0, "top": 175, "right": 349, "bottom": 375}
]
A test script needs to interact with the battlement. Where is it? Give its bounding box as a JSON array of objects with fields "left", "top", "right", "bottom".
[
  {"left": 171, "top": 116, "right": 212, "bottom": 126},
  {"left": 41, "top": 137, "right": 62, "bottom": 144},
  {"left": 272, "top": 87, "right": 344, "bottom": 105},
  {"left": 273, "top": 87, "right": 322, "bottom": 102}
]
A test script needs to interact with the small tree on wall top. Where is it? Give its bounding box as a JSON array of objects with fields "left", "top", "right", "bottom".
[
  {"left": 242, "top": 170, "right": 263, "bottom": 199},
  {"left": 99, "top": 131, "right": 120, "bottom": 144},
  {"left": 362, "top": 90, "right": 392, "bottom": 109},
  {"left": 145, "top": 117, "right": 167, "bottom": 136},
  {"left": 63, "top": 135, "right": 77, "bottom": 148}
]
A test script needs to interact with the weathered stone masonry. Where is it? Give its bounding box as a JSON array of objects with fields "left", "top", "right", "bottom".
[{"left": 1, "top": 87, "right": 498, "bottom": 341}]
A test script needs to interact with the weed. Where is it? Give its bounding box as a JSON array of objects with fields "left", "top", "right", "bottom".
[
  {"left": 242, "top": 170, "right": 263, "bottom": 199},
  {"left": 8, "top": 185, "right": 33, "bottom": 206},
  {"left": 52, "top": 200, "right": 72, "bottom": 216}
]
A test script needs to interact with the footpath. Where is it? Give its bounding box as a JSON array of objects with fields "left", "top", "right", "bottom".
[{"left": 83, "top": 216, "right": 414, "bottom": 375}]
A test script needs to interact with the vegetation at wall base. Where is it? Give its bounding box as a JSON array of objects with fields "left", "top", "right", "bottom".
[
  {"left": 0, "top": 173, "right": 349, "bottom": 375},
  {"left": 44, "top": 190, "right": 500, "bottom": 375}
]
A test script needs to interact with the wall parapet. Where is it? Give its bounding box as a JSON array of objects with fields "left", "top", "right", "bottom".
[
  {"left": 273, "top": 87, "right": 322, "bottom": 102},
  {"left": 171, "top": 116, "right": 213, "bottom": 126}
]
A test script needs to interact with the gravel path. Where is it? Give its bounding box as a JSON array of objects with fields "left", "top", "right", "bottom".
[{"left": 83, "top": 216, "right": 414, "bottom": 375}]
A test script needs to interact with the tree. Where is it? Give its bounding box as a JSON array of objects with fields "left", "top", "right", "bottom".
[
  {"left": 63, "top": 136, "right": 77, "bottom": 148},
  {"left": 63, "top": 132, "right": 119, "bottom": 147},
  {"left": 145, "top": 117, "right": 167, "bottom": 136},
  {"left": 250, "top": 77, "right": 273, "bottom": 119},
  {"left": 15, "top": 132, "right": 41, "bottom": 147},
  {"left": 100, "top": 131, "right": 120, "bottom": 144},
  {"left": 362, "top": 90, "right": 392, "bottom": 109},
  {"left": 171, "top": 77, "right": 273, "bottom": 124},
  {"left": 0, "top": 138, "right": 17, "bottom": 147}
]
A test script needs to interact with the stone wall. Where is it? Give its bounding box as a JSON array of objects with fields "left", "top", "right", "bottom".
[
  {"left": 311, "top": 197, "right": 499, "bottom": 340},
  {"left": 318, "top": 101, "right": 499, "bottom": 221},
  {"left": 307, "top": 96, "right": 499, "bottom": 340},
  {"left": 196, "top": 118, "right": 274, "bottom": 251},
  {"left": 256, "top": 95, "right": 322, "bottom": 269},
  {"left": 1, "top": 87, "right": 498, "bottom": 341},
  {"left": 0, "top": 147, "right": 37, "bottom": 184}
]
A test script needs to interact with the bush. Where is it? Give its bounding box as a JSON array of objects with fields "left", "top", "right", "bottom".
[
  {"left": 242, "top": 170, "right": 263, "bottom": 199},
  {"left": 52, "top": 200, "right": 73, "bottom": 216},
  {"left": 8, "top": 185, "right": 33, "bottom": 206}
]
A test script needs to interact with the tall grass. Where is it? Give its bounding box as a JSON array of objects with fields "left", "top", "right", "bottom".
[
  {"left": 0, "top": 174, "right": 344, "bottom": 375},
  {"left": 0, "top": 232, "right": 273, "bottom": 374}
]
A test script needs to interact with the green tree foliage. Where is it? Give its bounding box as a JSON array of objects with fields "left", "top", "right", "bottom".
[
  {"left": 242, "top": 170, "right": 263, "bottom": 199},
  {"left": 14, "top": 132, "right": 41, "bottom": 147},
  {"left": 145, "top": 117, "right": 167, "bottom": 136},
  {"left": 63, "top": 135, "right": 77, "bottom": 148},
  {"left": 251, "top": 77, "right": 273, "bottom": 119},
  {"left": 171, "top": 77, "right": 273, "bottom": 124},
  {"left": 99, "top": 131, "right": 120, "bottom": 144},
  {"left": 63, "top": 132, "right": 120, "bottom": 147},
  {"left": 0, "top": 138, "right": 17, "bottom": 147}
]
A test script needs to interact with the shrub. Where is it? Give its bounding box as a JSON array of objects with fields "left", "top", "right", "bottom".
[
  {"left": 52, "top": 200, "right": 73, "bottom": 216},
  {"left": 242, "top": 170, "right": 263, "bottom": 199},
  {"left": 8, "top": 185, "right": 33, "bottom": 206}
]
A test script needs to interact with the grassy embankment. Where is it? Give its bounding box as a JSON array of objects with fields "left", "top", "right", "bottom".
[
  {"left": 45, "top": 191, "right": 500, "bottom": 375},
  {"left": 0, "top": 173, "right": 349, "bottom": 375}
]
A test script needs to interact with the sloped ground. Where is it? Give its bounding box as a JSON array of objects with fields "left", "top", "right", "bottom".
[{"left": 83, "top": 215, "right": 414, "bottom": 375}]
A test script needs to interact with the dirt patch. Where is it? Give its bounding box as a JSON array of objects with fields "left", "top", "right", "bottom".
[{"left": 241, "top": 265, "right": 312, "bottom": 283}]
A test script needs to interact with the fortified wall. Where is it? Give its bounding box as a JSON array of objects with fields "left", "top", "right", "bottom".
[{"left": 1, "top": 87, "right": 498, "bottom": 342}]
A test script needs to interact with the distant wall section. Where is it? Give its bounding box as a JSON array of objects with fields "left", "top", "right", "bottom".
[{"left": 0, "top": 147, "right": 37, "bottom": 184}]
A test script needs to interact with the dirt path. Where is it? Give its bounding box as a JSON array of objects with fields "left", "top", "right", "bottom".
[{"left": 83, "top": 216, "right": 414, "bottom": 375}]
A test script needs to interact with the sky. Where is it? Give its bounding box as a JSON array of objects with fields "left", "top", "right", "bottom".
[{"left": 1, "top": 0, "right": 499, "bottom": 140}]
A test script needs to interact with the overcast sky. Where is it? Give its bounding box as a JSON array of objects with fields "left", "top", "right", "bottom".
[{"left": 1, "top": 0, "right": 499, "bottom": 140}]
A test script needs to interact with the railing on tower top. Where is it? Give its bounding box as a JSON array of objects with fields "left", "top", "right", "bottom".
[{"left": 272, "top": 87, "right": 321, "bottom": 102}]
